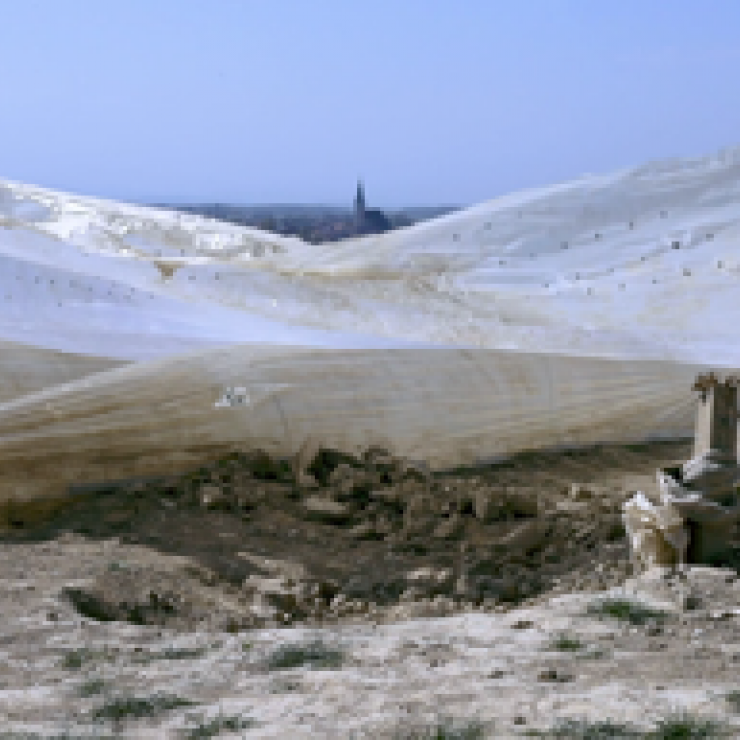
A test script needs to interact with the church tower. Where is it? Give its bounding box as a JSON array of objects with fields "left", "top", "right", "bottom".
[{"left": 354, "top": 179, "right": 366, "bottom": 234}]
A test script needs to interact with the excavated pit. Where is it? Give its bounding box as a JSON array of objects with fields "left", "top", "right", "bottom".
[{"left": 6, "top": 439, "right": 739, "bottom": 634}]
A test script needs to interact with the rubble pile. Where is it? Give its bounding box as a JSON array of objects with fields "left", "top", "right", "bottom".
[{"left": 20, "top": 442, "right": 694, "bottom": 632}]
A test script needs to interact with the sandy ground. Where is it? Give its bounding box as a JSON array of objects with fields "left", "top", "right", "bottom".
[{"left": 2, "top": 440, "right": 740, "bottom": 738}]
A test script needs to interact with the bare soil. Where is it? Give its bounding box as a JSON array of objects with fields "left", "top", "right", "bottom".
[{"left": 2, "top": 439, "right": 740, "bottom": 737}]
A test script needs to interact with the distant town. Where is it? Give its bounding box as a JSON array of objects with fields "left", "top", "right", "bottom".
[{"left": 154, "top": 182, "right": 458, "bottom": 243}]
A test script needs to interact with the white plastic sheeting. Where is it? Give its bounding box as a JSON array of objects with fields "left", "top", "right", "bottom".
[
  {"left": 3, "top": 146, "right": 740, "bottom": 366},
  {"left": 2, "top": 147, "right": 740, "bottom": 503},
  {"left": 0, "top": 340, "right": 122, "bottom": 405},
  {"left": 0, "top": 344, "right": 701, "bottom": 502}
]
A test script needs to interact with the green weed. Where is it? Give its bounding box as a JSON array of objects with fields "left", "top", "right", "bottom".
[
  {"left": 528, "top": 717, "right": 641, "bottom": 737},
  {"left": 587, "top": 597, "right": 669, "bottom": 626},
  {"left": 92, "top": 693, "right": 194, "bottom": 722},
  {"left": 391, "top": 715, "right": 488, "bottom": 739},
  {"left": 649, "top": 711, "right": 729, "bottom": 738},
  {"left": 548, "top": 633, "right": 585, "bottom": 652},
  {"left": 77, "top": 677, "right": 107, "bottom": 697},
  {"left": 724, "top": 690, "right": 740, "bottom": 712},
  {"left": 61, "top": 648, "right": 96, "bottom": 670},
  {"left": 181, "top": 711, "right": 257, "bottom": 738},
  {"left": 265, "top": 638, "right": 344, "bottom": 671}
]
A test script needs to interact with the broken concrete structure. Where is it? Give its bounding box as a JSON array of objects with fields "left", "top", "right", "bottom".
[
  {"left": 624, "top": 373, "right": 740, "bottom": 571},
  {"left": 692, "top": 372, "right": 739, "bottom": 461}
]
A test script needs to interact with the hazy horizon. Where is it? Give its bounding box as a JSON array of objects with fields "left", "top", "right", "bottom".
[{"left": 2, "top": 1, "right": 739, "bottom": 207}]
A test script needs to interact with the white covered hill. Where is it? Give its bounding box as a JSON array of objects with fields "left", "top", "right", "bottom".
[{"left": 2, "top": 146, "right": 740, "bottom": 504}]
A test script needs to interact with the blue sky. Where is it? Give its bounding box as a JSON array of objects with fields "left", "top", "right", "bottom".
[{"left": 1, "top": 1, "right": 739, "bottom": 206}]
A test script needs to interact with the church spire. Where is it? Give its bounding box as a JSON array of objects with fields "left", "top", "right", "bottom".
[
  {"left": 355, "top": 179, "right": 365, "bottom": 211},
  {"left": 354, "top": 179, "right": 366, "bottom": 233}
]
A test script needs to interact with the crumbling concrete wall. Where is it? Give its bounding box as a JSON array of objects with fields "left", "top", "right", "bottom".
[{"left": 624, "top": 373, "right": 740, "bottom": 571}]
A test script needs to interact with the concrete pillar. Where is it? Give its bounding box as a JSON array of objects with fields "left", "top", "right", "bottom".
[{"left": 692, "top": 373, "right": 739, "bottom": 462}]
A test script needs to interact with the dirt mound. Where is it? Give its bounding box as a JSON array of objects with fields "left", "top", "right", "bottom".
[
  {"left": 62, "top": 560, "right": 253, "bottom": 631},
  {"left": 10, "top": 438, "right": 740, "bottom": 631}
]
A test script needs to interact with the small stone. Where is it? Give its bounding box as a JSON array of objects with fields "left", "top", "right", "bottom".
[
  {"left": 473, "top": 490, "right": 498, "bottom": 522},
  {"left": 406, "top": 567, "right": 455, "bottom": 598},
  {"left": 555, "top": 499, "right": 591, "bottom": 514},
  {"left": 496, "top": 520, "right": 549, "bottom": 554},
  {"left": 347, "top": 521, "right": 379, "bottom": 539},
  {"left": 710, "top": 610, "right": 733, "bottom": 621},
  {"left": 432, "top": 513, "right": 464, "bottom": 540},
  {"left": 503, "top": 491, "right": 540, "bottom": 518},
  {"left": 399, "top": 460, "right": 431, "bottom": 484},
  {"left": 198, "top": 485, "right": 229, "bottom": 509},
  {"left": 402, "top": 494, "right": 438, "bottom": 533},
  {"left": 570, "top": 483, "right": 593, "bottom": 501},
  {"left": 511, "top": 619, "right": 534, "bottom": 630},
  {"left": 683, "top": 595, "right": 703, "bottom": 611},
  {"left": 537, "top": 668, "right": 574, "bottom": 682},
  {"left": 295, "top": 471, "right": 320, "bottom": 490},
  {"left": 302, "top": 495, "right": 352, "bottom": 524},
  {"left": 399, "top": 587, "right": 424, "bottom": 603}
]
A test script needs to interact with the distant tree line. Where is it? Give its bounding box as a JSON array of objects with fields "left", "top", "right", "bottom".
[{"left": 157, "top": 204, "right": 454, "bottom": 244}]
